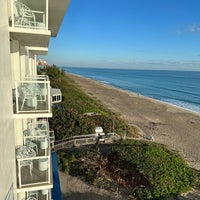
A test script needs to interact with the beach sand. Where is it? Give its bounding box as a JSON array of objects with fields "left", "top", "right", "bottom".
[{"left": 59, "top": 72, "right": 200, "bottom": 199}]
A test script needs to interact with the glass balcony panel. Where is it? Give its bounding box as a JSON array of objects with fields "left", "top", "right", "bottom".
[
  {"left": 15, "top": 121, "right": 51, "bottom": 188},
  {"left": 23, "top": 123, "right": 50, "bottom": 157},
  {"left": 27, "top": 120, "right": 49, "bottom": 132},
  {"left": 11, "top": 0, "right": 47, "bottom": 30},
  {"left": 17, "top": 189, "right": 51, "bottom": 200},
  {"left": 23, "top": 135, "right": 50, "bottom": 157},
  {"left": 26, "top": 189, "right": 50, "bottom": 200},
  {"left": 14, "top": 76, "right": 51, "bottom": 114},
  {"left": 17, "top": 156, "right": 51, "bottom": 188}
]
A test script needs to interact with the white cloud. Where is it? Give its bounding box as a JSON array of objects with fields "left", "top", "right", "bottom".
[
  {"left": 176, "top": 23, "right": 200, "bottom": 34},
  {"left": 188, "top": 23, "right": 200, "bottom": 33}
]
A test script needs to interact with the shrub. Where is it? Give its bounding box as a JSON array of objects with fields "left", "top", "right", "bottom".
[
  {"left": 60, "top": 147, "right": 99, "bottom": 184},
  {"left": 109, "top": 140, "right": 196, "bottom": 199}
]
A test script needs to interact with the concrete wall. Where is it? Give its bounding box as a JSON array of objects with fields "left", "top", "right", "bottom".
[{"left": 0, "top": 0, "right": 16, "bottom": 199}]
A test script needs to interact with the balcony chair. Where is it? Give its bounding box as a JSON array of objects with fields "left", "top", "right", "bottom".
[
  {"left": 19, "top": 159, "right": 33, "bottom": 176},
  {"left": 18, "top": 83, "right": 42, "bottom": 110},
  {"left": 27, "top": 191, "right": 38, "bottom": 200},
  {"left": 26, "top": 197, "right": 37, "bottom": 200},
  {"left": 37, "top": 122, "right": 48, "bottom": 130},
  {"left": 25, "top": 140, "right": 38, "bottom": 154},
  {"left": 16, "top": 146, "right": 36, "bottom": 176},
  {"left": 14, "top": 1, "right": 36, "bottom": 27}
]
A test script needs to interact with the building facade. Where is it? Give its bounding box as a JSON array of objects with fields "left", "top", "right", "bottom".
[{"left": 0, "top": 0, "right": 70, "bottom": 199}]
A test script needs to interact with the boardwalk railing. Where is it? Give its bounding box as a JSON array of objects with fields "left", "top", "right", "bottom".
[
  {"left": 54, "top": 134, "right": 97, "bottom": 151},
  {"left": 53, "top": 133, "right": 121, "bottom": 151},
  {"left": 52, "top": 132, "right": 200, "bottom": 170}
]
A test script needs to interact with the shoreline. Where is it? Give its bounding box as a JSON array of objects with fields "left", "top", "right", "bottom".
[
  {"left": 67, "top": 72, "right": 200, "bottom": 117},
  {"left": 59, "top": 72, "right": 200, "bottom": 200},
  {"left": 65, "top": 72, "right": 200, "bottom": 170}
]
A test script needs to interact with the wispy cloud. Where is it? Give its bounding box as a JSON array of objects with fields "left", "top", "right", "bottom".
[
  {"left": 188, "top": 23, "right": 200, "bottom": 33},
  {"left": 176, "top": 23, "right": 200, "bottom": 34}
]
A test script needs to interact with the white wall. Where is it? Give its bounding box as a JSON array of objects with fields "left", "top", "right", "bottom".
[
  {"left": 0, "top": 0, "right": 17, "bottom": 199},
  {"left": 10, "top": 40, "right": 21, "bottom": 82}
]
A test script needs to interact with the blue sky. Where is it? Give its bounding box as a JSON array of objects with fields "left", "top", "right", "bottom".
[{"left": 41, "top": 0, "right": 200, "bottom": 70}]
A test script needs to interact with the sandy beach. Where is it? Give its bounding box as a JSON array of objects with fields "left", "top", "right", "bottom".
[
  {"left": 65, "top": 73, "right": 200, "bottom": 169},
  {"left": 59, "top": 72, "right": 200, "bottom": 199}
]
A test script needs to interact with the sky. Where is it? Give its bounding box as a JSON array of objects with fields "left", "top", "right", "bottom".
[{"left": 40, "top": 0, "right": 200, "bottom": 71}]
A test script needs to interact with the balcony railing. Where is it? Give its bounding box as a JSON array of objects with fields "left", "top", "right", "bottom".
[
  {"left": 9, "top": 0, "right": 48, "bottom": 30},
  {"left": 17, "top": 189, "right": 51, "bottom": 200},
  {"left": 14, "top": 76, "right": 51, "bottom": 114},
  {"left": 16, "top": 155, "right": 51, "bottom": 188},
  {"left": 16, "top": 121, "right": 51, "bottom": 188},
  {"left": 27, "top": 120, "right": 49, "bottom": 131}
]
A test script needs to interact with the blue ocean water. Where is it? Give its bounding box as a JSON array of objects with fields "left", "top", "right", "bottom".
[{"left": 62, "top": 67, "right": 200, "bottom": 114}]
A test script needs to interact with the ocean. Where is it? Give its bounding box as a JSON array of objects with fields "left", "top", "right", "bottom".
[{"left": 61, "top": 67, "right": 200, "bottom": 114}]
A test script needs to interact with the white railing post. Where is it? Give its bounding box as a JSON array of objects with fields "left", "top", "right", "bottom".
[
  {"left": 48, "top": 156, "right": 51, "bottom": 184},
  {"left": 18, "top": 160, "right": 22, "bottom": 187},
  {"left": 46, "top": 0, "right": 48, "bottom": 29},
  {"left": 15, "top": 82, "right": 19, "bottom": 113}
]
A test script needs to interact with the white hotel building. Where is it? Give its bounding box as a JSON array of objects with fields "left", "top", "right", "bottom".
[{"left": 0, "top": 0, "right": 70, "bottom": 199}]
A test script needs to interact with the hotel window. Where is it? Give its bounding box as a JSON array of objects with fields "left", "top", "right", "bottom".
[
  {"left": 52, "top": 96, "right": 56, "bottom": 102},
  {"left": 57, "top": 95, "right": 61, "bottom": 101}
]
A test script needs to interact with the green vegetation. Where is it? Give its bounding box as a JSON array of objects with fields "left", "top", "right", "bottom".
[
  {"left": 38, "top": 65, "right": 138, "bottom": 140},
  {"left": 58, "top": 140, "right": 197, "bottom": 199},
  {"left": 57, "top": 146, "right": 100, "bottom": 184},
  {"left": 109, "top": 140, "right": 196, "bottom": 199},
  {"left": 39, "top": 65, "right": 198, "bottom": 199}
]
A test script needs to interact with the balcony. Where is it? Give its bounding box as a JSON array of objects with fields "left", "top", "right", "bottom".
[
  {"left": 8, "top": 0, "right": 50, "bottom": 47},
  {"left": 14, "top": 76, "right": 52, "bottom": 117},
  {"left": 9, "top": 0, "right": 48, "bottom": 30},
  {"left": 16, "top": 121, "right": 52, "bottom": 188},
  {"left": 16, "top": 155, "right": 51, "bottom": 188},
  {"left": 18, "top": 189, "right": 51, "bottom": 200}
]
